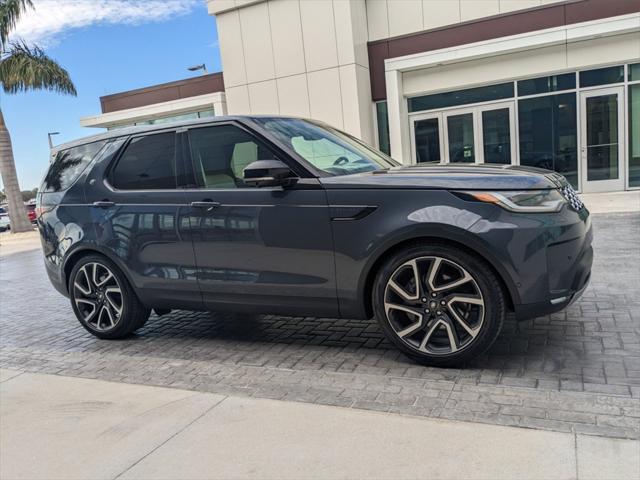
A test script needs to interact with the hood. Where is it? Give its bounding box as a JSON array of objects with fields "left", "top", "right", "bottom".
[{"left": 320, "top": 163, "right": 564, "bottom": 190}]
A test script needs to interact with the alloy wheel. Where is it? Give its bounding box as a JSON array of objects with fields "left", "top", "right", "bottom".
[
  {"left": 383, "top": 256, "right": 485, "bottom": 355},
  {"left": 73, "top": 262, "right": 123, "bottom": 332}
]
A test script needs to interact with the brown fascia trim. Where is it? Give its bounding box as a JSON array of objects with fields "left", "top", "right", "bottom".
[
  {"left": 100, "top": 72, "right": 225, "bottom": 114},
  {"left": 368, "top": 0, "right": 640, "bottom": 101}
]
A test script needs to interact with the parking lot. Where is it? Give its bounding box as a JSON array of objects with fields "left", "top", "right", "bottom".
[{"left": 1, "top": 212, "right": 638, "bottom": 439}]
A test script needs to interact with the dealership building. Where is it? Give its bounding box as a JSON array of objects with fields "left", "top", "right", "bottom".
[{"left": 81, "top": 0, "right": 640, "bottom": 193}]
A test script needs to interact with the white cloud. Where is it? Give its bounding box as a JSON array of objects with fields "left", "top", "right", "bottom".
[{"left": 11, "top": 0, "right": 201, "bottom": 46}]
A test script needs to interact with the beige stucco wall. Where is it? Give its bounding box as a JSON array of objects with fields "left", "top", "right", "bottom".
[
  {"left": 209, "top": 0, "right": 375, "bottom": 144},
  {"left": 366, "top": 0, "right": 565, "bottom": 41},
  {"left": 209, "top": 0, "right": 638, "bottom": 163},
  {"left": 209, "top": 0, "right": 570, "bottom": 146},
  {"left": 402, "top": 32, "right": 640, "bottom": 97}
]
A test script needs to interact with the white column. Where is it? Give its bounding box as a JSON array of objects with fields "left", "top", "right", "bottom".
[
  {"left": 213, "top": 93, "right": 228, "bottom": 116},
  {"left": 385, "top": 68, "right": 411, "bottom": 164}
]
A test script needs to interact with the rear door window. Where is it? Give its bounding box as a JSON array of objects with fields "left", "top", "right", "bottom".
[
  {"left": 110, "top": 132, "right": 177, "bottom": 190},
  {"left": 42, "top": 140, "right": 107, "bottom": 192}
]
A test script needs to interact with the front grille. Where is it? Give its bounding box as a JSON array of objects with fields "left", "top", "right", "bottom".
[{"left": 560, "top": 184, "right": 584, "bottom": 211}]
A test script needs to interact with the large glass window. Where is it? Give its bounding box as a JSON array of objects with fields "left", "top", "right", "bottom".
[
  {"left": 408, "top": 83, "right": 514, "bottom": 113},
  {"left": 111, "top": 133, "right": 176, "bottom": 190},
  {"left": 629, "top": 63, "right": 640, "bottom": 82},
  {"left": 253, "top": 117, "right": 397, "bottom": 176},
  {"left": 42, "top": 141, "right": 107, "bottom": 192},
  {"left": 518, "top": 93, "right": 578, "bottom": 188},
  {"left": 414, "top": 118, "right": 441, "bottom": 163},
  {"left": 517, "top": 73, "right": 575, "bottom": 96},
  {"left": 629, "top": 84, "right": 640, "bottom": 187},
  {"left": 580, "top": 66, "right": 624, "bottom": 88},
  {"left": 375, "top": 101, "right": 391, "bottom": 155},
  {"left": 189, "top": 125, "right": 278, "bottom": 189}
]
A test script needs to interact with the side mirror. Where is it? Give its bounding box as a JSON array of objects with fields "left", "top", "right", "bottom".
[{"left": 243, "top": 160, "right": 298, "bottom": 188}]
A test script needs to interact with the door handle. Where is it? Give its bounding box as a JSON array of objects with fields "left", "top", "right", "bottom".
[
  {"left": 92, "top": 200, "right": 115, "bottom": 208},
  {"left": 190, "top": 201, "right": 221, "bottom": 209}
]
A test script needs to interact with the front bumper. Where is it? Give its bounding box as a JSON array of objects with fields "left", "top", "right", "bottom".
[
  {"left": 514, "top": 269, "right": 591, "bottom": 320},
  {"left": 512, "top": 214, "right": 593, "bottom": 320}
]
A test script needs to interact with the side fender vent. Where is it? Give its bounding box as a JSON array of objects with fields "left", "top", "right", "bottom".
[{"left": 330, "top": 206, "right": 377, "bottom": 221}]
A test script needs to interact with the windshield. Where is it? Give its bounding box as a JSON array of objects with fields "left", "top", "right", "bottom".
[{"left": 253, "top": 117, "right": 397, "bottom": 176}]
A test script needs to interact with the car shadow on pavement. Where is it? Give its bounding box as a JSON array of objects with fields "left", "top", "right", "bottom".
[{"left": 126, "top": 308, "right": 527, "bottom": 371}]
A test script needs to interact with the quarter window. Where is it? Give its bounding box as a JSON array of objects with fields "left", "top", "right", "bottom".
[
  {"left": 188, "top": 125, "right": 277, "bottom": 189},
  {"left": 42, "top": 141, "right": 107, "bottom": 192},
  {"left": 111, "top": 133, "right": 177, "bottom": 190}
]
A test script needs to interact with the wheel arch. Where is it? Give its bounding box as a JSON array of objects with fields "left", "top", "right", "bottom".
[
  {"left": 62, "top": 245, "right": 136, "bottom": 295},
  {"left": 358, "top": 227, "right": 519, "bottom": 319}
]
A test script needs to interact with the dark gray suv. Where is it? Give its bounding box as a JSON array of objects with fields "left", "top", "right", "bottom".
[{"left": 37, "top": 116, "right": 592, "bottom": 366}]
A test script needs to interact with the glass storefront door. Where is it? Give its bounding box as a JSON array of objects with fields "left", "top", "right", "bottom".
[
  {"left": 410, "top": 113, "right": 444, "bottom": 163},
  {"left": 445, "top": 110, "right": 476, "bottom": 163},
  {"left": 580, "top": 87, "right": 625, "bottom": 192},
  {"left": 410, "top": 102, "right": 515, "bottom": 165},
  {"left": 479, "top": 104, "right": 514, "bottom": 164}
]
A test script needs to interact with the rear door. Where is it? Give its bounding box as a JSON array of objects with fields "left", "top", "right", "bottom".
[
  {"left": 181, "top": 121, "right": 338, "bottom": 317},
  {"left": 89, "top": 129, "right": 202, "bottom": 309}
]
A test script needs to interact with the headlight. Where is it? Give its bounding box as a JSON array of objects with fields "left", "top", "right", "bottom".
[{"left": 456, "top": 190, "right": 566, "bottom": 213}]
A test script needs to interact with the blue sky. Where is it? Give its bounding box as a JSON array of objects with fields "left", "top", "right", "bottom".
[{"left": 1, "top": 0, "right": 221, "bottom": 190}]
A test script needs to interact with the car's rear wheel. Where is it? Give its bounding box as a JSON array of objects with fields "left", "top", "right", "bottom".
[
  {"left": 69, "top": 254, "right": 150, "bottom": 339},
  {"left": 372, "top": 243, "right": 505, "bottom": 367}
]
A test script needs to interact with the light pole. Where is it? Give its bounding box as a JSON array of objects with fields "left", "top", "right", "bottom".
[
  {"left": 187, "top": 64, "right": 208, "bottom": 75},
  {"left": 47, "top": 131, "right": 60, "bottom": 149}
]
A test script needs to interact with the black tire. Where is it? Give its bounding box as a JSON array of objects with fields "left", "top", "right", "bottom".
[
  {"left": 69, "top": 254, "right": 151, "bottom": 339},
  {"left": 372, "top": 243, "right": 505, "bottom": 367}
]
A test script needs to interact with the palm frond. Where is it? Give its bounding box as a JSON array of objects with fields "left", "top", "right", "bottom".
[
  {"left": 0, "top": 0, "right": 33, "bottom": 50},
  {"left": 0, "top": 41, "right": 76, "bottom": 95}
]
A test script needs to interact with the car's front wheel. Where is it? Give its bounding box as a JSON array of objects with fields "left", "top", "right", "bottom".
[
  {"left": 372, "top": 243, "right": 505, "bottom": 367},
  {"left": 69, "top": 254, "right": 150, "bottom": 339}
]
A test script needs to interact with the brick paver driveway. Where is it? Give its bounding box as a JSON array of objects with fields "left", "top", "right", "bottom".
[{"left": 1, "top": 213, "right": 638, "bottom": 439}]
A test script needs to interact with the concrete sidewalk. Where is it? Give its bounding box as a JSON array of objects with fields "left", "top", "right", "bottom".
[
  {"left": 0, "top": 230, "right": 39, "bottom": 256},
  {"left": 0, "top": 369, "right": 637, "bottom": 480},
  {"left": 580, "top": 190, "right": 640, "bottom": 214}
]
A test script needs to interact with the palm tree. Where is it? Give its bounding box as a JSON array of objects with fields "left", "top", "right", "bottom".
[{"left": 0, "top": 0, "right": 76, "bottom": 232}]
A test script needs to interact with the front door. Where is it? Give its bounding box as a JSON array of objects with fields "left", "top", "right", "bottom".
[
  {"left": 181, "top": 122, "right": 338, "bottom": 317},
  {"left": 580, "top": 87, "right": 626, "bottom": 192}
]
